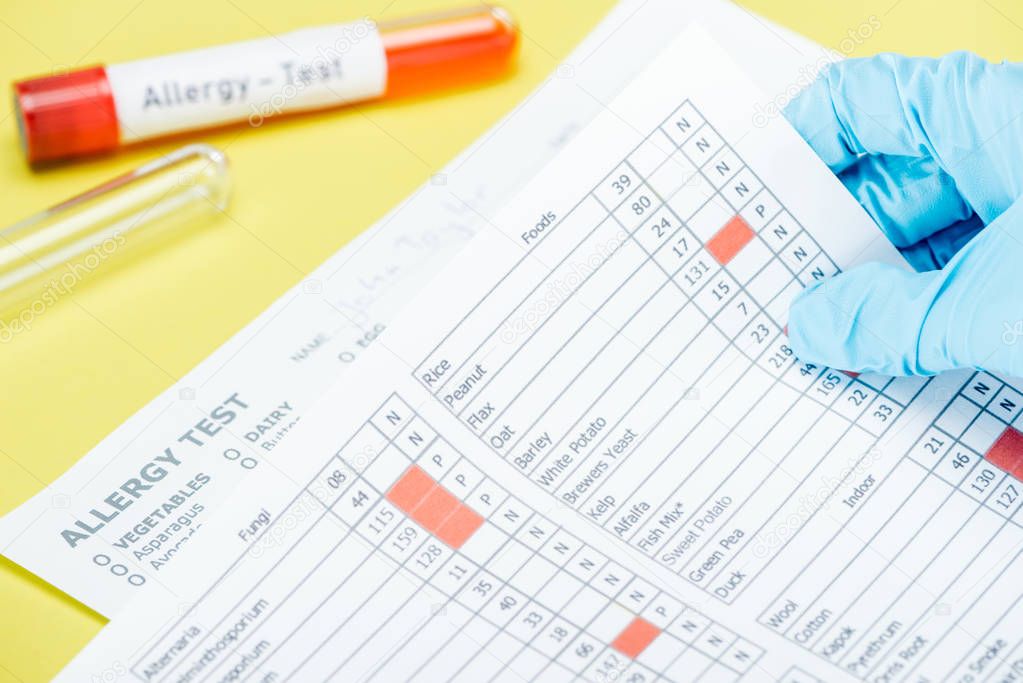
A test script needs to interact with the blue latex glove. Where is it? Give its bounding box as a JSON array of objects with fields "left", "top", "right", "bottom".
[{"left": 784, "top": 53, "right": 1023, "bottom": 377}]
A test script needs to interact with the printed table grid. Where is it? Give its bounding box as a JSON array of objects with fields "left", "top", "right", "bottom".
[
  {"left": 411, "top": 98, "right": 919, "bottom": 605},
  {"left": 413, "top": 99, "right": 835, "bottom": 406},
  {"left": 643, "top": 371, "right": 922, "bottom": 602},
  {"left": 427, "top": 102, "right": 838, "bottom": 433},
  {"left": 756, "top": 371, "right": 1023, "bottom": 680},
  {"left": 130, "top": 393, "right": 763, "bottom": 683},
  {"left": 366, "top": 395, "right": 765, "bottom": 682}
]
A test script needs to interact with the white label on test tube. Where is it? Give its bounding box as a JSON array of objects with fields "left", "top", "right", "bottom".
[{"left": 105, "top": 20, "right": 387, "bottom": 142}]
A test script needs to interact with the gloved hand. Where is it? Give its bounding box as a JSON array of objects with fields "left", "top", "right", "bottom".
[{"left": 784, "top": 52, "right": 1023, "bottom": 377}]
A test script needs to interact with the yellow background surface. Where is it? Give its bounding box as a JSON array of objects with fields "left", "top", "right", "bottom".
[{"left": 1, "top": 0, "right": 1022, "bottom": 679}]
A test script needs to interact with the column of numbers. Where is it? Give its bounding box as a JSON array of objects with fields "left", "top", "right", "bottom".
[{"left": 655, "top": 106, "right": 779, "bottom": 370}]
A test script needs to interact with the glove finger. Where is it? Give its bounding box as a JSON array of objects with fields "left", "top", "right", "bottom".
[
  {"left": 790, "top": 196, "right": 1023, "bottom": 378},
  {"left": 838, "top": 154, "right": 974, "bottom": 252},
  {"left": 784, "top": 53, "right": 1007, "bottom": 176},
  {"left": 787, "top": 262, "right": 957, "bottom": 376},
  {"left": 930, "top": 200, "right": 1023, "bottom": 377}
]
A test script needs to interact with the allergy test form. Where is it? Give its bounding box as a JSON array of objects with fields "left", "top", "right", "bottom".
[
  {"left": 0, "top": 0, "right": 828, "bottom": 618},
  {"left": 58, "top": 28, "right": 1023, "bottom": 683}
]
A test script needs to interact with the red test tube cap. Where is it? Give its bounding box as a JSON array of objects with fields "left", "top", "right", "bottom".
[
  {"left": 380, "top": 5, "right": 518, "bottom": 99},
  {"left": 13, "top": 66, "right": 120, "bottom": 164}
]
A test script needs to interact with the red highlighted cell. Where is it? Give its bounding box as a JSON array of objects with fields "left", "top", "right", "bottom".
[
  {"left": 386, "top": 465, "right": 484, "bottom": 548},
  {"left": 386, "top": 465, "right": 437, "bottom": 514},
  {"left": 611, "top": 617, "right": 661, "bottom": 659},
  {"left": 411, "top": 485, "right": 461, "bottom": 531},
  {"left": 436, "top": 505, "right": 485, "bottom": 549},
  {"left": 843, "top": 371, "right": 860, "bottom": 379},
  {"left": 706, "top": 215, "right": 755, "bottom": 265},
  {"left": 986, "top": 426, "right": 1023, "bottom": 479}
]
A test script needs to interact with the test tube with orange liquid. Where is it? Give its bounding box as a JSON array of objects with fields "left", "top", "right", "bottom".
[{"left": 13, "top": 6, "right": 519, "bottom": 163}]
